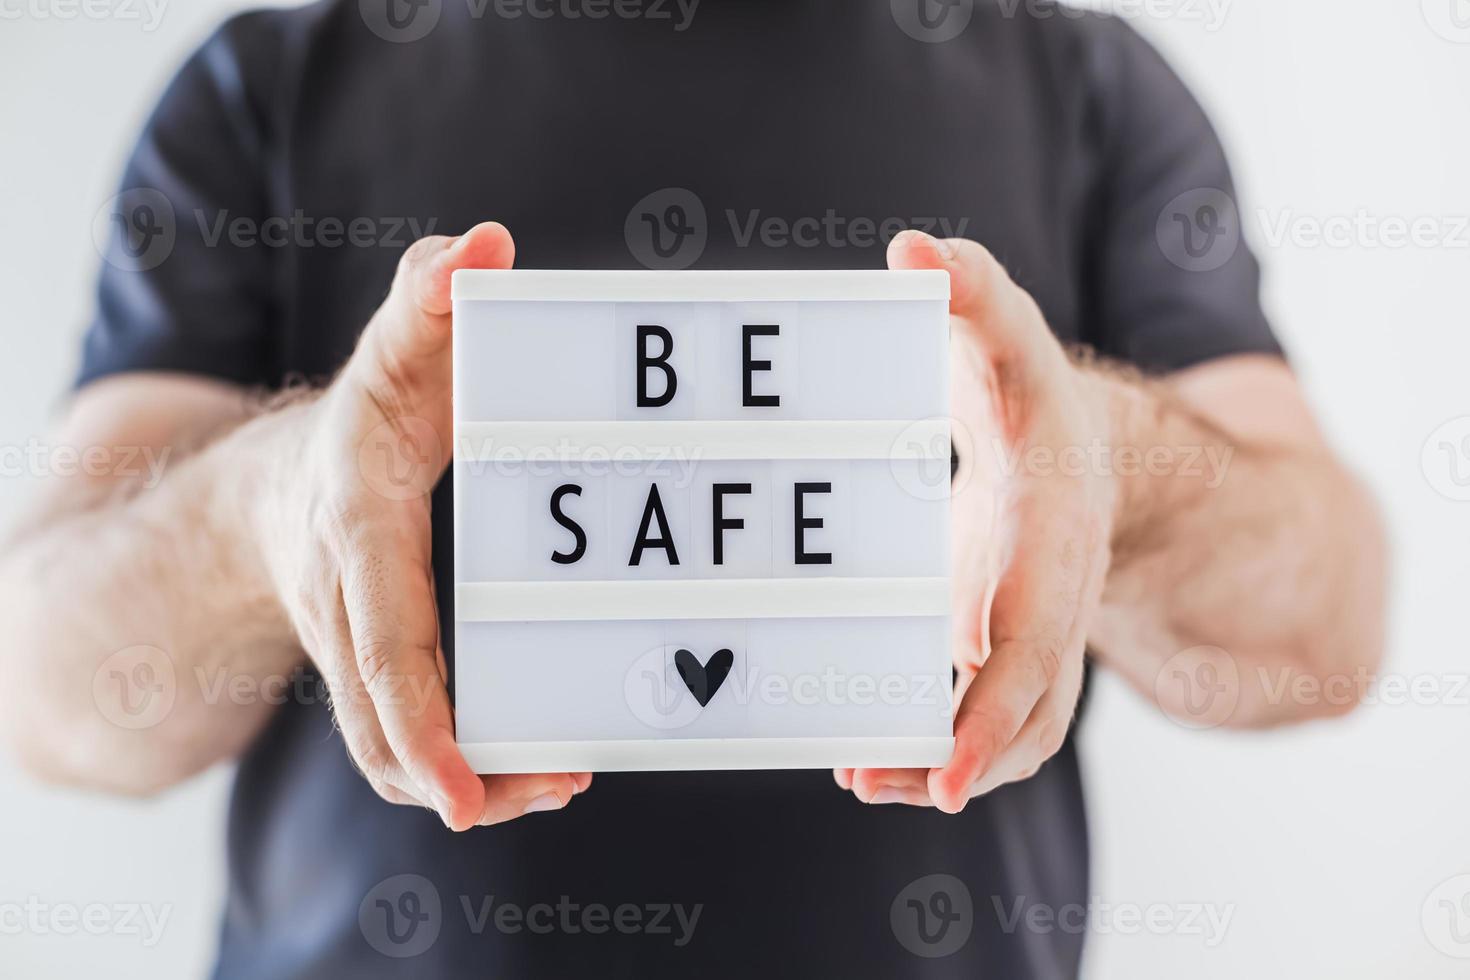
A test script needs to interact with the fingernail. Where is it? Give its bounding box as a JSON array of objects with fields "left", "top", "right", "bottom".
[
  {"left": 922, "top": 233, "right": 955, "bottom": 259},
  {"left": 893, "top": 229, "right": 953, "bottom": 260},
  {"left": 431, "top": 794, "right": 454, "bottom": 830},
  {"left": 868, "top": 787, "right": 905, "bottom": 805},
  {"left": 522, "top": 793, "right": 565, "bottom": 815}
]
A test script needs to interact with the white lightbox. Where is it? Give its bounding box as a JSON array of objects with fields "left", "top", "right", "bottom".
[{"left": 452, "top": 269, "right": 953, "bottom": 773}]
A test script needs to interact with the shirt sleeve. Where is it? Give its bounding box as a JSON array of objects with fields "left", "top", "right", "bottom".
[
  {"left": 76, "top": 13, "right": 282, "bottom": 390},
  {"left": 1077, "top": 17, "right": 1284, "bottom": 373}
]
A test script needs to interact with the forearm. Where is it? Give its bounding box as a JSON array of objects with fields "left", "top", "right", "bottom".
[
  {"left": 0, "top": 397, "right": 316, "bottom": 793},
  {"left": 1088, "top": 369, "right": 1387, "bottom": 726}
]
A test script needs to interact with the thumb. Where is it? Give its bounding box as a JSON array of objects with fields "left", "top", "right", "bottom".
[
  {"left": 359, "top": 221, "right": 516, "bottom": 385},
  {"left": 886, "top": 229, "right": 1060, "bottom": 384}
]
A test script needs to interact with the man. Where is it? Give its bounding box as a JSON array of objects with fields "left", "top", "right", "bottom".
[{"left": 0, "top": 1, "right": 1384, "bottom": 976}]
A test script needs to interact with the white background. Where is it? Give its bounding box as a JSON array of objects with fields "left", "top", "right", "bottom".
[{"left": 1, "top": 1, "right": 1467, "bottom": 976}]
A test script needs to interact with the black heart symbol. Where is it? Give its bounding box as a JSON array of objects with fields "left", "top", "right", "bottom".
[{"left": 673, "top": 648, "right": 734, "bottom": 708}]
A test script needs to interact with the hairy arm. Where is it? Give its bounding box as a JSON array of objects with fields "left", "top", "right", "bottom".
[
  {"left": 839, "top": 233, "right": 1388, "bottom": 812},
  {"left": 1092, "top": 355, "right": 1387, "bottom": 727},
  {"left": 0, "top": 224, "right": 589, "bottom": 826},
  {"left": 0, "top": 375, "right": 300, "bottom": 794}
]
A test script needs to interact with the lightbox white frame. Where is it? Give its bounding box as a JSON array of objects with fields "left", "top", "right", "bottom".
[{"left": 451, "top": 269, "right": 954, "bottom": 773}]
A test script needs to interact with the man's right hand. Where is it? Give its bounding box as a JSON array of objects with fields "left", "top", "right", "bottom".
[{"left": 258, "top": 222, "right": 590, "bottom": 829}]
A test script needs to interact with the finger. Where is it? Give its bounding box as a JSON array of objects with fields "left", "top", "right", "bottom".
[
  {"left": 929, "top": 497, "right": 1090, "bottom": 811},
  {"left": 938, "top": 490, "right": 1103, "bottom": 809},
  {"left": 315, "top": 593, "right": 432, "bottom": 808},
  {"left": 968, "top": 637, "right": 1085, "bottom": 799},
  {"left": 340, "top": 533, "right": 485, "bottom": 831},
  {"left": 925, "top": 637, "right": 1059, "bottom": 814},
  {"left": 363, "top": 221, "right": 516, "bottom": 376},
  {"left": 476, "top": 772, "right": 583, "bottom": 827},
  {"left": 846, "top": 674, "right": 976, "bottom": 804},
  {"left": 850, "top": 766, "right": 931, "bottom": 806},
  {"left": 832, "top": 768, "right": 853, "bottom": 790}
]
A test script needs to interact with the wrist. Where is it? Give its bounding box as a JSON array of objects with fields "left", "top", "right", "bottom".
[
  {"left": 235, "top": 391, "right": 324, "bottom": 611},
  {"left": 1087, "top": 368, "right": 1159, "bottom": 555}
]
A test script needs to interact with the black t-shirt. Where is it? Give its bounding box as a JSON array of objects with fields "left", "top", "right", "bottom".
[{"left": 80, "top": 2, "right": 1280, "bottom": 977}]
